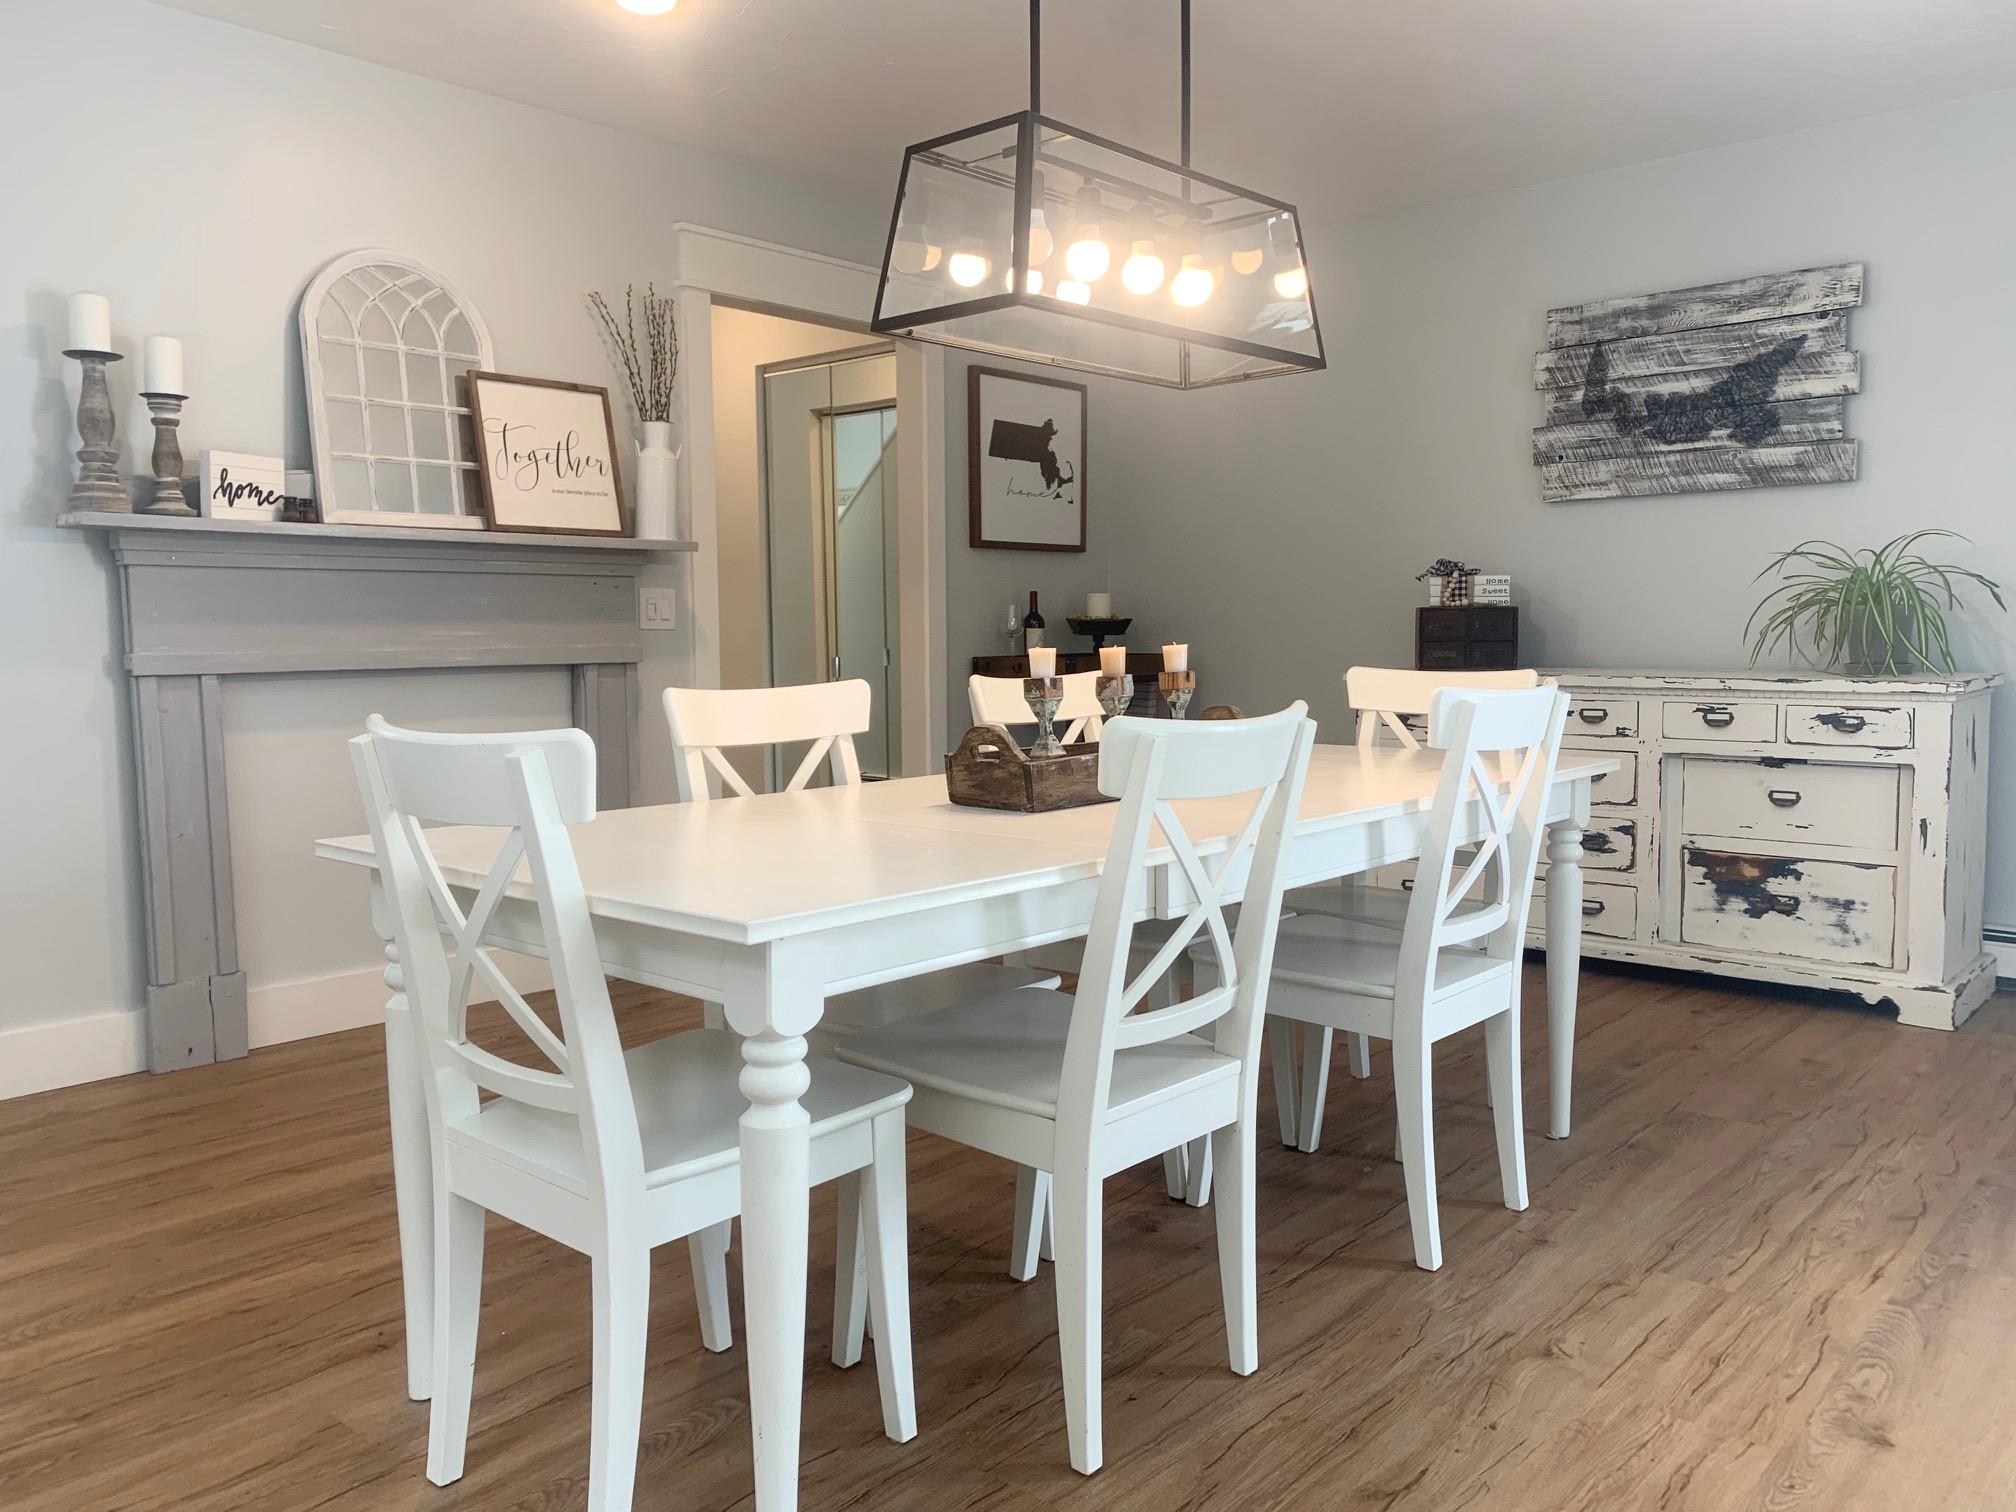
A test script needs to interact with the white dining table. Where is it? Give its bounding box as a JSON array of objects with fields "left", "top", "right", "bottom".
[{"left": 316, "top": 740, "right": 1612, "bottom": 1512}]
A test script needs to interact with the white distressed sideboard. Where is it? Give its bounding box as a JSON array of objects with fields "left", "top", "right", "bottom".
[{"left": 1528, "top": 671, "right": 2001, "bottom": 1029}]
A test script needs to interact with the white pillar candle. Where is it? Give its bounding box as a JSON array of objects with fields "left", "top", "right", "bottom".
[
  {"left": 67, "top": 292, "right": 111, "bottom": 352},
  {"left": 143, "top": 335, "right": 185, "bottom": 395},
  {"left": 1162, "top": 643, "right": 1189, "bottom": 673},
  {"left": 1027, "top": 646, "right": 1057, "bottom": 678},
  {"left": 1086, "top": 591, "right": 1114, "bottom": 618},
  {"left": 1098, "top": 645, "right": 1127, "bottom": 678}
]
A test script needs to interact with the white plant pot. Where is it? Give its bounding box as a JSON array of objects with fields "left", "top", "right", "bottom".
[{"left": 634, "top": 421, "right": 681, "bottom": 540}]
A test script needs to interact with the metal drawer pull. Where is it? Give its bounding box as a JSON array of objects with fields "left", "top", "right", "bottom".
[
  {"left": 1581, "top": 900, "right": 1606, "bottom": 917},
  {"left": 1828, "top": 714, "right": 1867, "bottom": 733},
  {"left": 1769, "top": 895, "right": 1799, "bottom": 916},
  {"left": 1696, "top": 706, "right": 1736, "bottom": 728},
  {"left": 1767, "top": 789, "right": 1802, "bottom": 807},
  {"left": 1577, "top": 707, "right": 1609, "bottom": 725},
  {"left": 1399, "top": 878, "right": 1415, "bottom": 892}
]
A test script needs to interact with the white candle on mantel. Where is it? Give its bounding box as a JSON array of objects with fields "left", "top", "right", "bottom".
[
  {"left": 143, "top": 335, "right": 185, "bottom": 395},
  {"left": 1027, "top": 645, "right": 1058, "bottom": 678},
  {"left": 67, "top": 292, "right": 111, "bottom": 352},
  {"left": 1162, "top": 643, "right": 1189, "bottom": 673},
  {"left": 1099, "top": 645, "right": 1127, "bottom": 678},
  {"left": 1086, "top": 591, "right": 1114, "bottom": 618}
]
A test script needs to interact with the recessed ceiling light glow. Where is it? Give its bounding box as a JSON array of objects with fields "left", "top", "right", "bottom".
[{"left": 618, "top": 0, "right": 678, "bottom": 14}]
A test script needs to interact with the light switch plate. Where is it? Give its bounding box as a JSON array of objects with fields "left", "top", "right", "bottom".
[{"left": 640, "top": 589, "right": 678, "bottom": 630}]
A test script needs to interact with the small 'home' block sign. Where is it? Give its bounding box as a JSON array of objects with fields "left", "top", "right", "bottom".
[{"left": 1533, "top": 262, "right": 1863, "bottom": 503}]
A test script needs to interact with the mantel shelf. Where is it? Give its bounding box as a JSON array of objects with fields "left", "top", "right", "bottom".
[{"left": 58, "top": 510, "right": 696, "bottom": 553}]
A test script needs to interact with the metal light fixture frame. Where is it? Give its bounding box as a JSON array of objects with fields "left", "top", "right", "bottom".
[{"left": 869, "top": 0, "right": 1326, "bottom": 390}]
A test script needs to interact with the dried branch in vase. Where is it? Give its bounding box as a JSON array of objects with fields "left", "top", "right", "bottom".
[{"left": 588, "top": 284, "right": 679, "bottom": 425}]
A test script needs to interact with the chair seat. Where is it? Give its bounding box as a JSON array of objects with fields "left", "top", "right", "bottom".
[
  {"left": 1195, "top": 915, "right": 1511, "bottom": 999},
  {"left": 826, "top": 961, "right": 1061, "bottom": 1034},
  {"left": 446, "top": 1029, "right": 910, "bottom": 1194},
  {"left": 1283, "top": 880, "right": 1495, "bottom": 930},
  {"left": 836, "top": 988, "right": 1239, "bottom": 1121}
]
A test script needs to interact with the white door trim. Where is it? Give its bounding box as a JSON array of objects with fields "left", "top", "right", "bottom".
[{"left": 670, "top": 223, "right": 949, "bottom": 776}]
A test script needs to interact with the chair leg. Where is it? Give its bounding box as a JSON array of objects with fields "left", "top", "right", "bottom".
[
  {"left": 587, "top": 1238, "right": 651, "bottom": 1512},
  {"left": 863, "top": 1110, "right": 918, "bottom": 1443},
  {"left": 1161, "top": 1146, "right": 1188, "bottom": 1200},
  {"left": 1483, "top": 1009, "right": 1529, "bottom": 1212},
  {"left": 1009, "top": 1165, "right": 1048, "bottom": 1282},
  {"left": 1295, "top": 1024, "right": 1332, "bottom": 1152},
  {"left": 832, "top": 1174, "right": 868, "bottom": 1366},
  {"left": 1184, "top": 1137, "right": 1213, "bottom": 1206},
  {"left": 1210, "top": 1121, "right": 1258, "bottom": 1375},
  {"left": 1346, "top": 1031, "right": 1373, "bottom": 1080},
  {"left": 1040, "top": 1183, "right": 1054, "bottom": 1262},
  {"left": 1392, "top": 1028, "right": 1443, "bottom": 1271},
  {"left": 1050, "top": 1166, "right": 1105, "bottom": 1475},
  {"left": 689, "top": 1220, "right": 733, "bottom": 1354},
  {"left": 425, "top": 1191, "right": 485, "bottom": 1487},
  {"left": 1268, "top": 1018, "right": 1301, "bottom": 1147}
]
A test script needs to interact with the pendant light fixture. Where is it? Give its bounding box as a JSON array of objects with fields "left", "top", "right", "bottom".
[{"left": 870, "top": 0, "right": 1324, "bottom": 389}]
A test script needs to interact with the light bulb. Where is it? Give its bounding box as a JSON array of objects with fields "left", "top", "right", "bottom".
[
  {"left": 1056, "top": 279, "right": 1091, "bottom": 305},
  {"left": 1170, "top": 256, "right": 1215, "bottom": 308},
  {"left": 947, "top": 251, "right": 990, "bottom": 288},
  {"left": 1065, "top": 236, "right": 1111, "bottom": 283},
  {"left": 1231, "top": 246, "right": 1266, "bottom": 277},
  {"left": 1028, "top": 214, "right": 1054, "bottom": 266},
  {"left": 1272, "top": 264, "right": 1309, "bottom": 300},
  {"left": 1120, "top": 239, "right": 1166, "bottom": 296},
  {"left": 892, "top": 221, "right": 928, "bottom": 276},
  {"left": 1007, "top": 267, "right": 1044, "bottom": 294},
  {"left": 617, "top": 0, "right": 677, "bottom": 12}
]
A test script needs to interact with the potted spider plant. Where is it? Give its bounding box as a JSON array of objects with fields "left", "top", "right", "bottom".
[{"left": 1745, "top": 530, "right": 2004, "bottom": 676}]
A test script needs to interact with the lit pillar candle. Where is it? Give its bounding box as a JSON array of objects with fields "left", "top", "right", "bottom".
[
  {"left": 1162, "top": 643, "right": 1189, "bottom": 673},
  {"left": 1098, "top": 645, "right": 1127, "bottom": 678},
  {"left": 67, "top": 292, "right": 111, "bottom": 352},
  {"left": 1086, "top": 591, "right": 1114, "bottom": 618},
  {"left": 1027, "top": 645, "right": 1057, "bottom": 678},
  {"left": 143, "top": 335, "right": 184, "bottom": 395}
]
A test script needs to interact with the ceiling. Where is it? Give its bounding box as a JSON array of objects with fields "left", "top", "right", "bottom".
[{"left": 150, "top": 0, "right": 2016, "bottom": 220}]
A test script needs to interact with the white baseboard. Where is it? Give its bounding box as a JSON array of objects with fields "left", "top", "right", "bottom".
[
  {"left": 1987, "top": 928, "right": 2016, "bottom": 985},
  {"left": 1, "top": 952, "right": 554, "bottom": 1102},
  {"left": 0, "top": 1010, "right": 149, "bottom": 1101}
]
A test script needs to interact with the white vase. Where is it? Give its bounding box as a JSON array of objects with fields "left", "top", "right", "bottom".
[{"left": 634, "top": 421, "right": 681, "bottom": 540}]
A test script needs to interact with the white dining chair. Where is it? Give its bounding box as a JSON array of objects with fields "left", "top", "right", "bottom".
[
  {"left": 663, "top": 680, "right": 1063, "bottom": 1052},
  {"left": 1200, "top": 686, "right": 1567, "bottom": 1271},
  {"left": 969, "top": 669, "right": 1106, "bottom": 745},
  {"left": 1277, "top": 666, "right": 1543, "bottom": 1151},
  {"left": 838, "top": 705, "right": 1316, "bottom": 1474},
  {"left": 350, "top": 716, "right": 917, "bottom": 1512}
]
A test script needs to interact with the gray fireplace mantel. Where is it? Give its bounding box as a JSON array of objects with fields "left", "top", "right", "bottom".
[{"left": 64, "top": 511, "right": 692, "bottom": 1072}]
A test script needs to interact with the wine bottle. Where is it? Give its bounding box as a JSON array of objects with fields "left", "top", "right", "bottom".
[{"left": 1022, "top": 591, "right": 1046, "bottom": 651}]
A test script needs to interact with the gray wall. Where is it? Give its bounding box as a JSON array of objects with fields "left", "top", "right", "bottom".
[
  {"left": 1097, "top": 86, "right": 2016, "bottom": 930},
  {"left": 0, "top": 0, "right": 884, "bottom": 1070}
]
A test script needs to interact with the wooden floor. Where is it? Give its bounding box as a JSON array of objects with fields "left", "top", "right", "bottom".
[{"left": 4, "top": 964, "right": 2016, "bottom": 1511}]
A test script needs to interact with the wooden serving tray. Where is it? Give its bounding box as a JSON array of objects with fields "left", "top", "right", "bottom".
[{"left": 945, "top": 725, "right": 1116, "bottom": 813}]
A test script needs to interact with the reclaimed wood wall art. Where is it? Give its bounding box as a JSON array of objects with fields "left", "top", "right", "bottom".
[{"left": 1534, "top": 262, "right": 1863, "bottom": 503}]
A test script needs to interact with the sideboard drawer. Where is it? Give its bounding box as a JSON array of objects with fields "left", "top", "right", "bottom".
[
  {"left": 1678, "top": 757, "right": 1900, "bottom": 851},
  {"left": 1539, "top": 815, "right": 1638, "bottom": 872},
  {"left": 1662, "top": 699, "right": 1779, "bottom": 743},
  {"left": 1564, "top": 698, "right": 1639, "bottom": 739},
  {"left": 1785, "top": 703, "right": 1915, "bottom": 750},
  {"left": 1567, "top": 744, "right": 1639, "bottom": 806},
  {"left": 1533, "top": 877, "right": 1639, "bottom": 939},
  {"left": 1678, "top": 846, "right": 1896, "bottom": 967}
]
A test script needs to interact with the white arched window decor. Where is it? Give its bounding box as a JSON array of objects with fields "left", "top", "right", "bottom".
[{"left": 300, "top": 249, "right": 494, "bottom": 529}]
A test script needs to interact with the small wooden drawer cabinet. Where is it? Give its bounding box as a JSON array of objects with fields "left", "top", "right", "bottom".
[
  {"left": 1533, "top": 671, "right": 2001, "bottom": 1030},
  {"left": 1416, "top": 606, "right": 1518, "bottom": 670}
]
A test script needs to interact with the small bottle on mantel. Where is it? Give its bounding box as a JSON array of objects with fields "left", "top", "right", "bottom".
[
  {"left": 1022, "top": 591, "right": 1047, "bottom": 651},
  {"left": 1003, "top": 602, "right": 1022, "bottom": 652}
]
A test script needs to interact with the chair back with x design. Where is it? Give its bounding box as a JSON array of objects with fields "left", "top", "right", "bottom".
[
  {"left": 1058, "top": 705, "right": 1315, "bottom": 1150},
  {"left": 350, "top": 716, "right": 646, "bottom": 1195},
  {"left": 1397, "top": 687, "right": 1570, "bottom": 997},
  {"left": 1346, "top": 666, "right": 1543, "bottom": 752},
  {"left": 663, "top": 681, "right": 870, "bottom": 801}
]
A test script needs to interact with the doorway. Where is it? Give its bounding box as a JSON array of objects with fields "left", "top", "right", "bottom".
[{"left": 760, "top": 346, "right": 901, "bottom": 778}]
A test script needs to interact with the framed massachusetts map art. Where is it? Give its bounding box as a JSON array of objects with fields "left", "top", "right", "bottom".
[
  {"left": 465, "top": 371, "right": 630, "bottom": 536},
  {"left": 969, "top": 366, "right": 1086, "bottom": 551}
]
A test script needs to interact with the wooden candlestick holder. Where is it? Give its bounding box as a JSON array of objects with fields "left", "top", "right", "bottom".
[
  {"left": 64, "top": 348, "right": 130, "bottom": 511},
  {"left": 1022, "top": 675, "right": 1066, "bottom": 757},
  {"left": 1158, "top": 669, "right": 1197, "bottom": 719},
  {"left": 139, "top": 392, "right": 196, "bottom": 516},
  {"left": 1094, "top": 673, "right": 1134, "bottom": 720}
]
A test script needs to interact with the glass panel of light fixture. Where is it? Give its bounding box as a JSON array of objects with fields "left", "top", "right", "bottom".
[{"left": 880, "top": 120, "right": 1023, "bottom": 323}]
